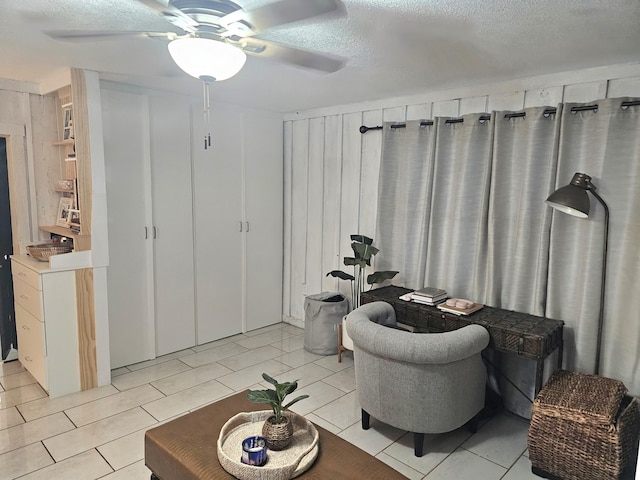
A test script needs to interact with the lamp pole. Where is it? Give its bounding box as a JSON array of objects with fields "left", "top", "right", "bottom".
[{"left": 546, "top": 173, "right": 609, "bottom": 375}]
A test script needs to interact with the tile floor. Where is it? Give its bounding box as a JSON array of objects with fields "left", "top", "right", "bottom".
[{"left": 0, "top": 322, "right": 635, "bottom": 479}]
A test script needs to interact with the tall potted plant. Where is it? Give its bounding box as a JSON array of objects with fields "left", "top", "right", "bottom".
[
  {"left": 326, "top": 234, "right": 398, "bottom": 309},
  {"left": 247, "top": 373, "right": 309, "bottom": 450}
]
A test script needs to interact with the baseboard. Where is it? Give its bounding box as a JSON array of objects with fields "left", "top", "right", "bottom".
[{"left": 282, "top": 315, "right": 304, "bottom": 329}]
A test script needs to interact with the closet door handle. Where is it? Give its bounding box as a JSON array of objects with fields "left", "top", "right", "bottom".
[
  {"left": 153, "top": 226, "right": 157, "bottom": 239},
  {"left": 145, "top": 227, "right": 148, "bottom": 239},
  {"left": 239, "top": 221, "right": 243, "bottom": 232},
  {"left": 246, "top": 222, "right": 250, "bottom": 232}
]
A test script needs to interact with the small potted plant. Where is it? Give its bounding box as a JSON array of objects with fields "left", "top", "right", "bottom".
[{"left": 247, "top": 373, "right": 309, "bottom": 450}]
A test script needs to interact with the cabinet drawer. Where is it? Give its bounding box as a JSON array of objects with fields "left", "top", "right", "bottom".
[
  {"left": 15, "top": 304, "right": 47, "bottom": 389},
  {"left": 11, "top": 261, "right": 41, "bottom": 291},
  {"left": 13, "top": 278, "right": 43, "bottom": 320}
]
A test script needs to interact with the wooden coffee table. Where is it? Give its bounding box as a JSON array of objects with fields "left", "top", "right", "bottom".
[{"left": 145, "top": 390, "right": 408, "bottom": 479}]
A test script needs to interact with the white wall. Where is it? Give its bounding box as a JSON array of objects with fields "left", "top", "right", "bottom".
[{"left": 282, "top": 63, "right": 640, "bottom": 322}]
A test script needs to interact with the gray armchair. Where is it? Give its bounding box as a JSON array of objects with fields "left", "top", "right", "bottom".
[{"left": 346, "top": 301, "right": 490, "bottom": 456}]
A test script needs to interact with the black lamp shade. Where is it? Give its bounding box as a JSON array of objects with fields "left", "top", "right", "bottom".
[{"left": 545, "top": 173, "right": 591, "bottom": 218}]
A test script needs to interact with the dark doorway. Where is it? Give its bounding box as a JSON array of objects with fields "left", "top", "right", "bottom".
[{"left": 0, "top": 137, "right": 17, "bottom": 361}]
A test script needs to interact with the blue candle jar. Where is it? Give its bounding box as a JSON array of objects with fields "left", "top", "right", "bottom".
[{"left": 241, "top": 436, "right": 268, "bottom": 466}]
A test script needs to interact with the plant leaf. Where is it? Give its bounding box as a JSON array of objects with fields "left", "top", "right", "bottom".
[
  {"left": 283, "top": 394, "right": 310, "bottom": 410},
  {"left": 343, "top": 257, "right": 359, "bottom": 266},
  {"left": 350, "top": 234, "right": 373, "bottom": 245},
  {"left": 247, "top": 389, "right": 278, "bottom": 408},
  {"left": 352, "top": 243, "right": 379, "bottom": 261},
  {"left": 367, "top": 271, "right": 399, "bottom": 284},
  {"left": 262, "top": 373, "right": 278, "bottom": 386},
  {"left": 326, "top": 270, "right": 355, "bottom": 281}
]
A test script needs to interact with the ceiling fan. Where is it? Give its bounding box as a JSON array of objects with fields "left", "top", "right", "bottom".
[
  {"left": 47, "top": 0, "right": 346, "bottom": 148},
  {"left": 46, "top": 0, "right": 346, "bottom": 80}
]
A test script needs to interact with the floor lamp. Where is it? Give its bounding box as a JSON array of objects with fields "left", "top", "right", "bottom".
[{"left": 546, "top": 172, "right": 609, "bottom": 375}]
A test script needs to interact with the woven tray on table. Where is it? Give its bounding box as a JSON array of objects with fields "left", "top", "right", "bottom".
[
  {"left": 217, "top": 410, "right": 319, "bottom": 480},
  {"left": 528, "top": 370, "right": 640, "bottom": 480}
]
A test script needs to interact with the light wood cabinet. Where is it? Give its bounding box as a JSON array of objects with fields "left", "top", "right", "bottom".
[{"left": 11, "top": 255, "right": 81, "bottom": 398}]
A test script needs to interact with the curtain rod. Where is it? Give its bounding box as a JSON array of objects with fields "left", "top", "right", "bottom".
[
  {"left": 359, "top": 115, "right": 490, "bottom": 133},
  {"left": 359, "top": 101, "right": 640, "bottom": 133}
]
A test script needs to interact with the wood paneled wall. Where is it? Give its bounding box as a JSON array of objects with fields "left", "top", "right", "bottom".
[{"left": 283, "top": 72, "right": 640, "bottom": 321}]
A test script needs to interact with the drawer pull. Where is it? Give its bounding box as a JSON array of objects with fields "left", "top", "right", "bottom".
[
  {"left": 18, "top": 272, "right": 26, "bottom": 277},
  {"left": 22, "top": 324, "right": 30, "bottom": 331},
  {"left": 25, "top": 356, "right": 32, "bottom": 362},
  {"left": 20, "top": 294, "right": 29, "bottom": 300}
]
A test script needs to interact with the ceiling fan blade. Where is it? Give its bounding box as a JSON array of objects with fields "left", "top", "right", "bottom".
[
  {"left": 136, "top": 0, "right": 198, "bottom": 33},
  {"left": 45, "top": 30, "right": 173, "bottom": 41},
  {"left": 220, "top": 0, "right": 342, "bottom": 37},
  {"left": 240, "top": 39, "right": 344, "bottom": 73}
]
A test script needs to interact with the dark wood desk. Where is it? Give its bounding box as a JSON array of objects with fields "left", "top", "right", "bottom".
[
  {"left": 145, "top": 390, "right": 409, "bottom": 480},
  {"left": 361, "top": 286, "right": 564, "bottom": 395}
]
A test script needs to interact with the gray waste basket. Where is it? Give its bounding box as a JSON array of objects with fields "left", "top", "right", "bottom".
[{"left": 304, "top": 292, "right": 349, "bottom": 355}]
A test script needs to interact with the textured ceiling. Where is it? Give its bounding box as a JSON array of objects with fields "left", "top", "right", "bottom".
[{"left": 0, "top": 0, "right": 639, "bottom": 113}]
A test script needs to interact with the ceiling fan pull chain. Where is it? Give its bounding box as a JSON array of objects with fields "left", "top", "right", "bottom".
[{"left": 202, "top": 75, "right": 214, "bottom": 150}]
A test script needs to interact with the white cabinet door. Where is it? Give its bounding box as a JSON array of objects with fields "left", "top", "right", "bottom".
[
  {"left": 193, "top": 109, "right": 283, "bottom": 343},
  {"left": 244, "top": 113, "right": 283, "bottom": 331},
  {"left": 193, "top": 109, "right": 244, "bottom": 344},
  {"left": 149, "top": 96, "right": 195, "bottom": 356},
  {"left": 102, "top": 89, "right": 155, "bottom": 368}
]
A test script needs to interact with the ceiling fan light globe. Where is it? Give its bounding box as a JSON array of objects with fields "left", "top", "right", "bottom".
[{"left": 168, "top": 37, "right": 247, "bottom": 81}]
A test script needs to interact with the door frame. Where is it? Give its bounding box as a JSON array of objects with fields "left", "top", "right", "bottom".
[{"left": 0, "top": 123, "right": 37, "bottom": 253}]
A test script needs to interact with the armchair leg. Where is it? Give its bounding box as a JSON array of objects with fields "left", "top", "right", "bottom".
[
  {"left": 361, "top": 409, "right": 370, "bottom": 430},
  {"left": 413, "top": 432, "right": 424, "bottom": 457}
]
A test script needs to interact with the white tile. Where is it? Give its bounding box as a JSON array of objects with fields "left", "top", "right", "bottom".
[
  {"left": 97, "top": 426, "right": 147, "bottom": 470},
  {"left": 110, "top": 367, "right": 130, "bottom": 378},
  {"left": 0, "top": 383, "right": 47, "bottom": 409},
  {"left": 43, "top": 407, "right": 157, "bottom": 461},
  {"left": 244, "top": 323, "right": 285, "bottom": 336},
  {"left": 304, "top": 412, "right": 342, "bottom": 435},
  {"left": 501, "top": 455, "right": 542, "bottom": 480},
  {"left": 383, "top": 429, "right": 472, "bottom": 475},
  {"left": 0, "top": 369, "right": 37, "bottom": 390},
  {"left": 18, "top": 448, "right": 113, "bottom": 480},
  {"left": 179, "top": 342, "right": 249, "bottom": 368},
  {"left": 338, "top": 420, "right": 406, "bottom": 456},
  {"left": 192, "top": 334, "right": 247, "bottom": 352},
  {"left": 0, "top": 412, "right": 75, "bottom": 455},
  {"left": 281, "top": 324, "right": 304, "bottom": 336},
  {"left": 289, "top": 382, "right": 348, "bottom": 416},
  {"left": 0, "top": 361, "right": 25, "bottom": 377},
  {"left": 142, "top": 379, "right": 233, "bottom": 421},
  {"left": 426, "top": 447, "right": 506, "bottom": 480},
  {"left": 216, "top": 359, "right": 291, "bottom": 391},
  {"left": 0, "top": 406, "right": 24, "bottom": 430},
  {"left": 277, "top": 348, "right": 326, "bottom": 368},
  {"left": 65, "top": 384, "right": 164, "bottom": 427},
  {"left": 18, "top": 384, "right": 119, "bottom": 422},
  {"left": 100, "top": 460, "right": 151, "bottom": 480},
  {"left": 151, "top": 361, "right": 233, "bottom": 396},
  {"left": 0, "top": 442, "right": 53, "bottom": 479},
  {"left": 111, "top": 359, "right": 192, "bottom": 391},
  {"left": 217, "top": 345, "right": 284, "bottom": 371},
  {"left": 322, "top": 366, "right": 356, "bottom": 392},
  {"left": 312, "top": 390, "right": 360, "bottom": 429},
  {"left": 270, "top": 334, "right": 304, "bottom": 353},
  {"left": 376, "top": 451, "right": 425, "bottom": 480},
  {"left": 313, "top": 354, "right": 354, "bottom": 372},
  {"left": 278, "top": 362, "right": 333, "bottom": 388},
  {"left": 461, "top": 412, "right": 529, "bottom": 468},
  {"left": 235, "top": 329, "right": 295, "bottom": 350},
  {"left": 126, "top": 348, "right": 196, "bottom": 371}
]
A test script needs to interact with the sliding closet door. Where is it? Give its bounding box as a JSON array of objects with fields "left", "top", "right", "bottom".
[
  {"left": 149, "top": 96, "right": 196, "bottom": 356},
  {"left": 244, "top": 113, "right": 283, "bottom": 331},
  {"left": 102, "top": 89, "right": 155, "bottom": 368},
  {"left": 193, "top": 108, "right": 244, "bottom": 343}
]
